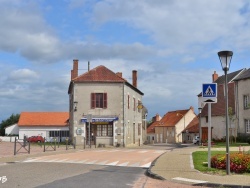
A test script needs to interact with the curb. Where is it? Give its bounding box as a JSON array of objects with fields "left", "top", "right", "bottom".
[{"left": 145, "top": 152, "right": 165, "bottom": 180}]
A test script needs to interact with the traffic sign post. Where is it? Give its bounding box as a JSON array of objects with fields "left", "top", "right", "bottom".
[
  {"left": 202, "top": 83, "right": 217, "bottom": 168},
  {"left": 86, "top": 114, "right": 92, "bottom": 148}
]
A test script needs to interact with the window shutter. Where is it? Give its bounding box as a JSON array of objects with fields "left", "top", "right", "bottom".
[
  {"left": 91, "top": 93, "right": 95, "bottom": 109},
  {"left": 104, "top": 93, "right": 107, "bottom": 108}
]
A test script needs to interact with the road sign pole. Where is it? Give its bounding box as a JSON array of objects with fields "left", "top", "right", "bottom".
[
  {"left": 89, "top": 122, "right": 91, "bottom": 148},
  {"left": 208, "top": 103, "right": 211, "bottom": 168}
]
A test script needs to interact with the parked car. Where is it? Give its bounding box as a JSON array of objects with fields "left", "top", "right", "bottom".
[
  {"left": 193, "top": 136, "right": 199, "bottom": 144},
  {"left": 27, "top": 136, "right": 45, "bottom": 143}
]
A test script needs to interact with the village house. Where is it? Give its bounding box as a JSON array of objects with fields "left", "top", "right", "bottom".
[
  {"left": 68, "top": 60, "right": 147, "bottom": 147},
  {"left": 151, "top": 107, "right": 196, "bottom": 143},
  {"left": 234, "top": 68, "right": 250, "bottom": 140},
  {"left": 198, "top": 69, "right": 245, "bottom": 142},
  {"left": 181, "top": 116, "right": 199, "bottom": 143},
  {"left": 18, "top": 112, "right": 69, "bottom": 142},
  {"left": 147, "top": 114, "right": 162, "bottom": 144}
]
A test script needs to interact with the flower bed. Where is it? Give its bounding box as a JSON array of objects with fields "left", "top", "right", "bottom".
[{"left": 211, "top": 153, "right": 250, "bottom": 173}]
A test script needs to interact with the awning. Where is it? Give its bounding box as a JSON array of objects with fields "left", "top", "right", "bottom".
[{"left": 81, "top": 116, "right": 118, "bottom": 123}]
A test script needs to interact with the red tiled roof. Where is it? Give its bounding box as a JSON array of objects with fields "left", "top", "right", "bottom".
[
  {"left": 73, "top": 65, "right": 126, "bottom": 83},
  {"left": 18, "top": 112, "right": 69, "bottom": 127},
  {"left": 182, "top": 116, "right": 199, "bottom": 133},
  {"left": 155, "top": 109, "right": 189, "bottom": 127},
  {"left": 147, "top": 121, "right": 158, "bottom": 134},
  {"left": 68, "top": 65, "right": 144, "bottom": 95},
  {"left": 201, "top": 83, "right": 235, "bottom": 117}
]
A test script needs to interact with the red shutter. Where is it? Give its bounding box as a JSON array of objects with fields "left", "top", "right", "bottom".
[
  {"left": 91, "top": 93, "right": 95, "bottom": 109},
  {"left": 104, "top": 93, "right": 107, "bottom": 108}
]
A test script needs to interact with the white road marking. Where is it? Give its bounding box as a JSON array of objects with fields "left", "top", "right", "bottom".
[
  {"left": 106, "top": 161, "right": 119, "bottom": 166},
  {"left": 172, "top": 177, "right": 208, "bottom": 184},
  {"left": 85, "top": 160, "right": 98, "bottom": 164},
  {"left": 129, "top": 162, "right": 140, "bottom": 167},
  {"left": 97, "top": 160, "right": 108, "bottom": 165},
  {"left": 138, "top": 150, "right": 148, "bottom": 153},
  {"left": 140, "top": 162, "right": 151, "bottom": 168},
  {"left": 117, "top": 162, "right": 129, "bottom": 166}
]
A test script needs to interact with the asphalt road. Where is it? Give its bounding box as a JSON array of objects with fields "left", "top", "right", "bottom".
[{"left": 0, "top": 162, "right": 148, "bottom": 188}]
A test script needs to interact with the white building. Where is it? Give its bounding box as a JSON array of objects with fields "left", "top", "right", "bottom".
[{"left": 18, "top": 112, "right": 69, "bottom": 142}]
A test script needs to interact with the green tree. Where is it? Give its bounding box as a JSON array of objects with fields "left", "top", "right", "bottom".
[{"left": 0, "top": 114, "right": 20, "bottom": 136}]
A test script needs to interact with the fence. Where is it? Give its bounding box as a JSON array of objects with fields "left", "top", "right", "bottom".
[{"left": 14, "top": 137, "right": 30, "bottom": 155}]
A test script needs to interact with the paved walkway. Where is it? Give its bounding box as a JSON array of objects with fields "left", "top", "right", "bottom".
[{"left": 148, "top": 144, "right": 250, "bottom": 187}]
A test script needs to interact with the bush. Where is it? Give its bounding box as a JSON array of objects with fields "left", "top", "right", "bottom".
[{"left": 211, "top": 153, "right": 250, "bottom": 173}]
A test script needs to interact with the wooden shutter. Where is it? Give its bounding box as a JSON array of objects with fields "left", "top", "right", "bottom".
[
  {"left": 103, "top": 93, "right": 107, "bottom": 108},
  {"left": 91, "top": 93, "right": 95, "bottom": 109}
]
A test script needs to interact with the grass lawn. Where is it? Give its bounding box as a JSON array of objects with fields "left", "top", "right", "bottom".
[{"left": 192, "top": 151, "right": 227, "bottom": 174}]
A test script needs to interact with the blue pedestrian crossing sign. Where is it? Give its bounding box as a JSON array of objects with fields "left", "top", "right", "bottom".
[{"left": 202, "top": 83, "right": 217, "bottom": 103}]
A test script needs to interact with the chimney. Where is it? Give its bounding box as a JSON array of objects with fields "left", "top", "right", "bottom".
[
  {"left": 116, "top": 72, "right": 122, "bottom": 78},
  {"left": 71, "top": 59, "right": 78, "bottom": 80},
  {"left": 212, "top": 71, "right": 218, "bottom": 82},
  {"left": 155, "top": 114, "right": 160, "bottom": 121},
  {"left": 132, "top": 70, "right": 137, "bottom": 88}
]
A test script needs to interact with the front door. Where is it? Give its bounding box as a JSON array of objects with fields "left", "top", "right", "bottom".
[
  {"left": 201, "top": 127, "right": 213, "bottom": 142},
  {"left": 86, "top": 123, "right": 96, "bottom": 145}
]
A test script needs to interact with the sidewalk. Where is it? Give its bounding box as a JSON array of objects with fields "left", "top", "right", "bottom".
[{"left": 147, "top": 144, "right": 250, "bottom": 188}]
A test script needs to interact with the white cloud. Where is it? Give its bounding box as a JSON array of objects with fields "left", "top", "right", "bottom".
[
  {"left": 8, "top": 69, "right": 39, "bottom": 83},
  {"left": 91, "top": 0, "right": 248, "bottom": 51}
]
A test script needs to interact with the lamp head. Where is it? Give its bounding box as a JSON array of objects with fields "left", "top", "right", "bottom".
[{"left": 218, "top": 51, "right": 233, "bottom": 71}]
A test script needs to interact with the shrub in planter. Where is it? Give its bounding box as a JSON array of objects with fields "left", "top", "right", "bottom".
[{"left": 211, "top": 153, "right": 250, "bottom": 173}]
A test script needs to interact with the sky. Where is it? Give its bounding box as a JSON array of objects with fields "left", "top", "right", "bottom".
[{"left": 1, "top": 0, "right": 250, "bottom": 122}]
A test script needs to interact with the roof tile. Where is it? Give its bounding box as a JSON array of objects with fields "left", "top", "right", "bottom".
[
  {"left": 73, "top": 65, "right": 126, "bottom": 82},
  {"left": 18, "top": 112, "right": 69, "bottom": 127}
]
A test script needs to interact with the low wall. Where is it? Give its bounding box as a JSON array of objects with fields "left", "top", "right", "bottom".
[{"left": 0, "top": 136, "right": 19, "bottom": 142}]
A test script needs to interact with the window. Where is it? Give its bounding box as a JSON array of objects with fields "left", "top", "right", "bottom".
[
  {"left": 138, "top": 123, "right": 141, "bottom": 135},
  {"left": 205, "top": 116, "right": 208, "bottom": 123},
  {"left": 244, "top": 95, "right": 249, "bottom": 109},
  {"left": 245, "top": 119, "right": 250, "bottom": 133},
  {"left": 133, "top": 97, "right": 136, "bottom": 111},
  {"left": 128, "top": 95, "right": 130, "bottom": 109},
  {"left": 91, "top": 93, "right": 107, "bottom": 109},
  {"left": 97, "top": 124, "right": 113, "bottom": 136},
  {"left": 49, "top": 130, "right": 69, "bottom": 137}
]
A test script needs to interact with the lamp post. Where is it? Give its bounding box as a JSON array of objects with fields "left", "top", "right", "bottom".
[
  {"left": 198, "top": 107, "right": 202, "bottom": 145},
  {"left": 218, "top": 50, "right": 233, "bottom": 175}
]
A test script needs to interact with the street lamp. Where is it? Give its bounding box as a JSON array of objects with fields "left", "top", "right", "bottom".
[
  {"left": 218, "top": 50, "right": 233, "bottom": 175},
  {"left": 198, "top": 107, "right": 202, "bottom": 145}
]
